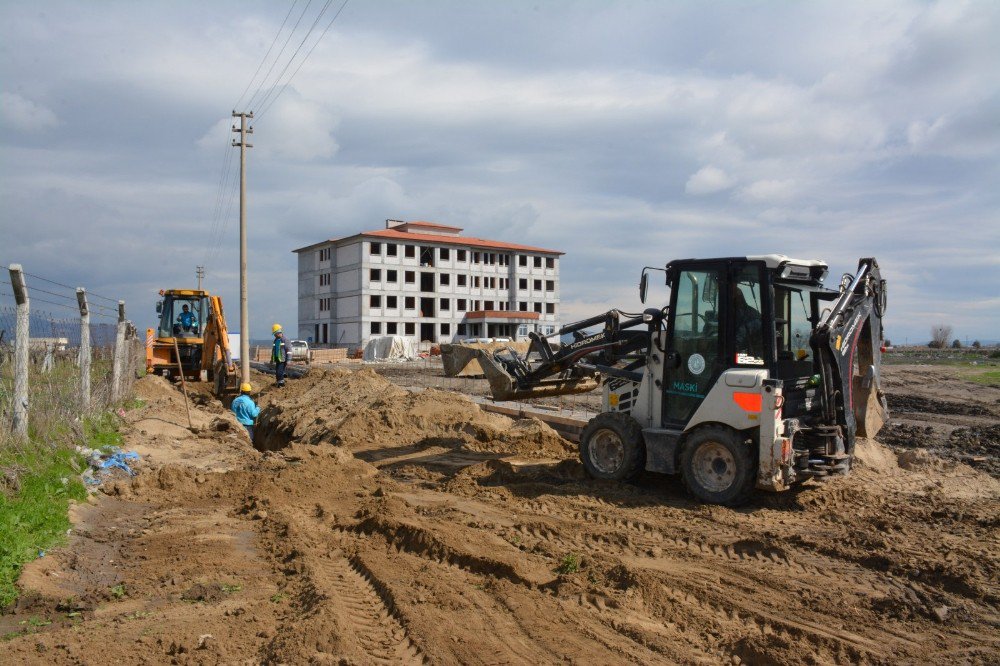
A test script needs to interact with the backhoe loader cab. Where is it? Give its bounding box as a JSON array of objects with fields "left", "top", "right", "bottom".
[
  {"left": 475, "top": 254, "right": 887, "bottom": 505},
  {"left": 146, "top": 289, "right": 239, "bottom": 396}
]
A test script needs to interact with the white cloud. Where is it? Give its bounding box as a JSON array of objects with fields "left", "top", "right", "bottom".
[
  {"left": 255, "top": 92, "right": 339, "bottom": 161},
  {"left": 0, "top": 92, "right": 58, "bottom": 132},
  {"left": 738, "top": 179, "right": 796, "bottom": 203},
  {"left": 685, "top": 165, "right": 734, "bottom": 195}
]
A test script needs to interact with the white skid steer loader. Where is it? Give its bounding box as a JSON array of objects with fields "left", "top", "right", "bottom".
[{"left": 462, "top": 255, "right": 888, "bottom": 506}]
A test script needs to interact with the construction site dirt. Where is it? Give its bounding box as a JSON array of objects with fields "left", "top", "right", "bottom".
[{"left": 3, "top": 363, "right": 998, "bottom": 664}]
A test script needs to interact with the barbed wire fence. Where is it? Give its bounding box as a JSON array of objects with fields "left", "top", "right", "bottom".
[{"left": 0, "top": 263, "right": 143, "bottom": 443}]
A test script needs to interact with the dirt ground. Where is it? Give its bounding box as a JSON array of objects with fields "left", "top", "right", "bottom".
[{"left": 3, "top": 363, "right": 998, "bottom": 664}]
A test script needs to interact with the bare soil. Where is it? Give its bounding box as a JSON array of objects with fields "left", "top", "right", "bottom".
[{"left": 3, "top": 364, "right": 998, "bottom": 664}]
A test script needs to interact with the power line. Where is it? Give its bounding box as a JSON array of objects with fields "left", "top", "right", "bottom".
[
  {"left": 206, "top": 151, "right": 242, "bottom": 269},
  {"left": 246, "top": 0, "right": 316, "bottom": 111},
  {"left": 203, "top": 146, "right": 239, "bottom": 268},
  {"left": 258, "top": 0, "right": 350, "bottom": 121},
  {"left": 255, "top": 0, "right": 348, "bottom": 120},
  {"left": 233, "top": 0, "right": 301, "bottom": 111}
]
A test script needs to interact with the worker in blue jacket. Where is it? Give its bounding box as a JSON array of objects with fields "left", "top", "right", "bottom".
[{"left": 231, "top": 382, "right": 260, "bottom": 439}]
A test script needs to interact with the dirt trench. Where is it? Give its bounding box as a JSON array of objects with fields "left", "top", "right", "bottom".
[{"left": 3, "top": 366, "right": 999, "bottom": 665}]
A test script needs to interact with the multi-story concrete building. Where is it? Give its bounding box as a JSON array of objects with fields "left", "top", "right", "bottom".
[{"left": 294, "top": 219, "right": 563, "bottom": 346}]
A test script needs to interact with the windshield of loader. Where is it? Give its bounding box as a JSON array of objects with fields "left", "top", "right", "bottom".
[
  {"left": 158, "top": 295, "right": 206, "bottom": 338},
  {"left": 773, "top": 285, "right": 814, "bottom": 378}
]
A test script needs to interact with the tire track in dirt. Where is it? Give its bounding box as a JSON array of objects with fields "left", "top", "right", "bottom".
[
  {"left": 309, "top": 551, "right": 428, "bottom": 665},
  {"left": 332, "top": 514, "right": 698, "bottom": 664},
  {"left": 482, "top": 495, "right": 986, "bottom": 663},
  {"left": 257, "top": 507, "right": 427, "bottom": 665}
]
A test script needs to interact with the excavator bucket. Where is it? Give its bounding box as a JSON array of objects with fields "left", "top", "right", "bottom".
[{"left": 474, "top": 349, "right": 599, "bottom": 401}]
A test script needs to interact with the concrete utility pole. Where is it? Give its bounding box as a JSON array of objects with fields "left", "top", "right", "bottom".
[
  {"left": 232, "top": 111, "right": 253, "bottom": 384},
  {"left": 196, "top": 266, "right": 205, "bottom": 290},
  {"left": 9, "top": 264, "right": 29, "bottom": 438},
  {"left": 76, "top": 288, "right": 91, "bottom": 412},
  {"left": 111, "top": 301, "right": 127, "bottom": 403}
]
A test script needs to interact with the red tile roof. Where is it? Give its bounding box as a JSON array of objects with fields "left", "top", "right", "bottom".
[
  {"left": 465, "top": 310, "right": 541, "bottom": 320},
  {"left": 293, "top": 227, "right": 563, "bottom": 255}
]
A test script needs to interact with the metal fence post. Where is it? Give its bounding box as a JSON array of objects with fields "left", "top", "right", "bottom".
[
  {"left": 9, "top": 264, "right": 29, "bottom": 438},
  {"left": 77, "top": 288, "right": 91, "bottom": 412},
  {"left": 111, "top": 300, "right": 126, "bottom": 403}
]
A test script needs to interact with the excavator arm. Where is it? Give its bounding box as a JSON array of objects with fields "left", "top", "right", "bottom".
[{"left": 811, "top": 257, "right": 888, "bottom": 450}]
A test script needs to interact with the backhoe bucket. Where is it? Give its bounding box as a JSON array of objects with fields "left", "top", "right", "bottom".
[
  {"left": 853, "top": 376, "right": 887, "bottom": 439},
  {"left": 475, "top": 349, "right": 599, "bottom": 401}
]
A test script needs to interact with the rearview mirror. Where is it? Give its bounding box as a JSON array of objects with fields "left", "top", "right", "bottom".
[
  {"left": 702, "top": 275, "right": 718, "bottom": 305},
  {"left": 155, "top": 301, "right": 162, "bottom": 314},
  {"left": 639, "top": 272, "right": 648, "bottom": 303}
]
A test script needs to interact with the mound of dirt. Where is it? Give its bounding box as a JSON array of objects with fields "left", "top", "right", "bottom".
[
  {"left": 854, "top": 438, "right": 899, "bottom": 473},
  {"left": 255, "top": 368, "right": 573, "bottom": 459},
  {"left": 878, "top": 422, "right": 999, "bottom": 478}
]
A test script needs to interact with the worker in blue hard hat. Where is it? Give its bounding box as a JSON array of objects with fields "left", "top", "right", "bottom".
[
  {"left": 271, "top": 324, "right": 288, "bottom": 387},
  {"left": 231, "top": 382, "right": 260, "bottom": 440}
]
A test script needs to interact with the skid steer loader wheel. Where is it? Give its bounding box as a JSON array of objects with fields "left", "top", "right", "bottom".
[
  {"left": 680, "top": 426, "right": 755, "bottom": 506},
  {"left": 579, "top": 412, "right": 645, "bottom": 482}
]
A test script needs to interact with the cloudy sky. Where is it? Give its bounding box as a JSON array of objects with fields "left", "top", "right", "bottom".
[{"left": 1, "top": 0, "right": 997, "bottom": 343}]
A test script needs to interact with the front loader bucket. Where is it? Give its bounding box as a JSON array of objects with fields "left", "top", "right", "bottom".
[
  {"left": 475, "top": 350, "right": 599, "bottom": 401},
  {"left": 440, "top": 344, "right": 485, "bottom": 377}
]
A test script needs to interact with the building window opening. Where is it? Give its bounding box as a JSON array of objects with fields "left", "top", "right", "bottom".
[
  {"left": 405, "top": 270, "right": 415, "bottom": 284},
  {"left": 370, "top": 242, "right": 381, "bottom": 255},
  {"left": 405, "top": 245, "right": 415, "bottom": 258},
  {"left": 370, "top": 322, "right": 381, "bottom": 334},
  {"left": 387, "top": 322, "right": 398, "bottom": 335},
  {"left": 405, "top": 296, "right": 416, "bottom": 309},
  {"left": 420, "top": 297, "right": 435, "bottom": 317},
  {"left": 420, "top": 272, "right": 434, "bottom": 291},
  {"left": 420, "top": 246, "right": 435, "bottom": 266}
]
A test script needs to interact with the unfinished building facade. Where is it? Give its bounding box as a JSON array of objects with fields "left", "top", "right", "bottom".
[{"left": 294, "top": 220, "right": 563, "bottom": 346}]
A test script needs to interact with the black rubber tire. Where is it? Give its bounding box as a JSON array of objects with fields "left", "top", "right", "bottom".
[
  {"left": 680, "top": 426, "right": 756, "bottom": 506},
  {"left": 579, "top": 412, "right": 645, "bottom": 482}
]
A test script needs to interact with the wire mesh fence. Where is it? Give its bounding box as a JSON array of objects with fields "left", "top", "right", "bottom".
[{"left": 1, "top": 264, "right": 140, "bottom": 443}]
